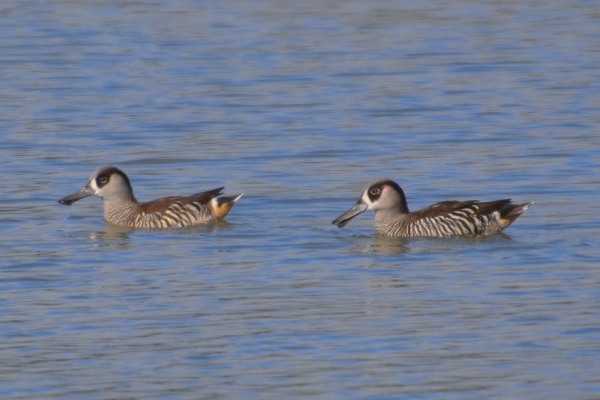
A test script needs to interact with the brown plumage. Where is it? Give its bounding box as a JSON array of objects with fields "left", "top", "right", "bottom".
[
  {"left": 58, "top": 166, "right": 242, "bottom": 228},
  {"left": 332, "top": 179, "right": 532, "bottom": 237}
]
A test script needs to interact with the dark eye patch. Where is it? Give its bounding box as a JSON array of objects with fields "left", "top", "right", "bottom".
[
  {"left": 97, "top": 175, "right": 109, "bottom": 187},
  {"left": 367, "top": 186, "right": 382, "bottom": 201}
]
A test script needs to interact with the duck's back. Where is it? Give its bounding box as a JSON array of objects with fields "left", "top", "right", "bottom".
[
  {"left": 133, "top": 187, "right": 225, "bottom": 228},
  {"left": 381, "top": 199, "right": 531, "bottom": 237}
]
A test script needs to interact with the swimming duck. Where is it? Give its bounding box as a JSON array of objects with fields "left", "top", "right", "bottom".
[
  {"left": 332, "top": 179, "right": 532, "bottom": 237},
  {"left": 58, "top": 166, "right": 242, "bottom": 228}
]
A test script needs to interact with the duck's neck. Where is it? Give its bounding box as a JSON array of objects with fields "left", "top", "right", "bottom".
[
  {"left": 374, "top": 208, "right": 410, "bottom": 235},
  {"left": 102, "top": 194, "right": 140, "bottom": 226}
]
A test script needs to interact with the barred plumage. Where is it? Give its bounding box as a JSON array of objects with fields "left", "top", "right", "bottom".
[
  {"left": 58, "top": 166, "right": 242, "bottom": 228},
  {"left": 332, "top": 178, "right": 532, "bottom": 238}
]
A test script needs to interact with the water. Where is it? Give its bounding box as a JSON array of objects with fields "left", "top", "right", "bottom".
[{"left": 1, "top": 1, "right": 600, "bottom": 398}]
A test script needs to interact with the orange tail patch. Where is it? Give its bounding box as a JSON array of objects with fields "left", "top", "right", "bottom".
[
  {"left": 500, "top": 201, "right": 533, "bottom": 228},
  {"left": 211, "top": 193, "right": 243, "bottom": 219}
]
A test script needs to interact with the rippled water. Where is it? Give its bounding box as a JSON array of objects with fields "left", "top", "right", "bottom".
[{"left": 2, "top": 1, "right": 600, "bottom": 399}]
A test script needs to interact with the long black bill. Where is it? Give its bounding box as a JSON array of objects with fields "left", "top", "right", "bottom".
[
  {"left": 332, "top": 200, "right": 368, "bottom": 228},
  {"left": 58, "top": 186, "right": 94, "bottom": 206}
]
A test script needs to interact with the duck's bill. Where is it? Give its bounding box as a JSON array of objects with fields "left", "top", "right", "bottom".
[
  {"left": 58, "top": 186, "right": 94, "bottom": 206},
  {"left": 332, "top": 201, "right": 368, "bottom": 228}
]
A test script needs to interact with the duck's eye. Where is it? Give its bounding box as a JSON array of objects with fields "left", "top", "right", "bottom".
[
  {"left": 98, "top": 176, "right": 109, "bottom": 184},
  {"left": 369, "top": 188, "right": 381, "bottom": 196}
]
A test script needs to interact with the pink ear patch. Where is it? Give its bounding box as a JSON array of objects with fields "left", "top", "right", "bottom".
[{"left": 381, "top": 184, "right": 389, "bottom": 190}]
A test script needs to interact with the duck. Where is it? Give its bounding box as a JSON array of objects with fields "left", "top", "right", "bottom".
[
  {"left": 58, "top": 166, "right": 242, "bottom": 228},
  {"left": 332, "top": 178, "right": 532, "bottom": 237}
]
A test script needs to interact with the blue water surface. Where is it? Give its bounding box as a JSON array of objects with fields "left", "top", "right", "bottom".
[{"left": 1, "top": 1, "right": 599, "bottom": 399}]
